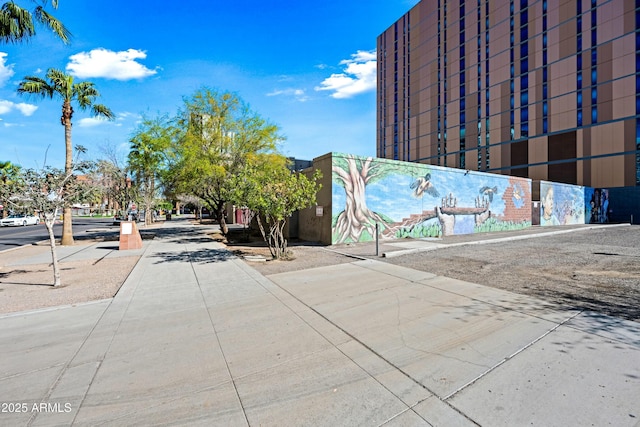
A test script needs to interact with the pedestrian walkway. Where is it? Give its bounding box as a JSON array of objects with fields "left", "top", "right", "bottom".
[{"left": 1, "top": 218, "right": 638, "bottom": 426}]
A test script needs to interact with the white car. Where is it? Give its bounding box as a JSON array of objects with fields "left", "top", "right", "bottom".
[{"left": 0, "top": 214, "right": 40, "bottom": 227}]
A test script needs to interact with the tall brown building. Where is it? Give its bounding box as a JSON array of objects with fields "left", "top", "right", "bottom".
[{"left": 377, "top": 0, "right": 640, "bottom": 187}]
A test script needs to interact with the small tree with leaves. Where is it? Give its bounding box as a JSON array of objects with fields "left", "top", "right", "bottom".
[
  {"left": 128, "top": 114, "right": 175, "bottom": 225},
  {"left": 232, "top": 156, "right": 322, "bottom": 259},
  {"left": 18, "top": 152, "right": 94, "bottom": 286},
  {"left": 0, "top": 160, "right": 22, "bottom": 217}
]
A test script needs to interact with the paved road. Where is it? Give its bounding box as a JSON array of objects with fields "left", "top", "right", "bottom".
[{"left": 0, "top": 218, "right": 117, "bottom": 251}]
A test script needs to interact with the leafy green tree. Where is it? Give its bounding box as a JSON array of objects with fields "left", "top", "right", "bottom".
[
  {"left": 171, "top": 87, "right": 282, "bottom": 234},
  {"left": 1, "top": 0, "right": 70, "bottom": 44},
  {"left": 0, "top": 160, "right": 22, "bottom": 217},
  {"left": 232, "top": 155, "right": 322, "bottom": 259},
  {"left": 18, "top": 68, "right": 114, "bottom": 245},
  {"left": 128, "top": 114, "right": 175, "bottom": 225}
]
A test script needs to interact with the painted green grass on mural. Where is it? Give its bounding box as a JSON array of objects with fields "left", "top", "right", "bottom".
[
  {"left": 331, "top": 214, "right": 340, "bottom": 228},
  {"left": 331, "top": 227, "right": 374, "bottom": 243},
  {"left": 474, "top": 218, "right": 532, "bottom": 233},
  {"left": 395, "top": 222, "right": 442, "bottom": 239}
]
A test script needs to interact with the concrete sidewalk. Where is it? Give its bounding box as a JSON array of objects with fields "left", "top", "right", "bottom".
[{"left": 1, "top": 218, "right": 638, "bottom": 426}]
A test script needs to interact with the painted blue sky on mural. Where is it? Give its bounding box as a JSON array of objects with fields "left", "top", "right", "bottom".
[{"left": 333, "top": 166, "right": 510, "bottom": 223}]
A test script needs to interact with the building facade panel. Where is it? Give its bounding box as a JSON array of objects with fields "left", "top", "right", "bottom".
[{"left": 377, "top": 0, "right": 640, "bottom": 188}]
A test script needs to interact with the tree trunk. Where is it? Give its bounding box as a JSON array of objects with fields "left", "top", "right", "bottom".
[
  {"left": 61, "top": 102, "right": 74, "bottom": 246},
  {"left": 45, "top": 212, "right": 61, "bottom": 287},
  {"left": 61, "top": 207, "right": 74, "bottom": 246},
  {"left": 216, "top": 203, "right": 228, "bottom": 235},
  {"left": 333, "top": 160, "right": 387, "bottom": 243},
  {"left": 269, "top": 220, "right": 287, "bottom": 259}
]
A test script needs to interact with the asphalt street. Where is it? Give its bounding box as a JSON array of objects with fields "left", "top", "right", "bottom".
[{"left": 0, "top": 218, "right": 117, "bottom": 251}]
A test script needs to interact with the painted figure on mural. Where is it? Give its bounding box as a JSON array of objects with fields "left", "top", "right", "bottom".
[
  {"left": 600, "top": 189, "right": 609, "bottom": 223},
  {"left": 541, "top": 186, "right": 559, "bottom": 226},
  {"left": 590, "top": 189, "right": 601, "bottom": 224}
]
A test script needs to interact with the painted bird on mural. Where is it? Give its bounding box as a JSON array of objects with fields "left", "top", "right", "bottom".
[
  {"left": 512, "top": 184, "right": 525, "bottom": 208},
  {"left": 411, "top": 173, "right": 440, "bottom": 198},
  {"left": 479, "top": 185, "right": 499, "bottom": 202},
  {"left": 512, "top": 186, "right": 522, "bottom": 200}
]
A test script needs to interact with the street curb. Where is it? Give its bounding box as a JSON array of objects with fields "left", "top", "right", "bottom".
[
  {"left": 0, "top": 240, "right": 48, "bottom": 255},
  {"left": 0, "top": 298, "right": 112, "bottom": 319}
]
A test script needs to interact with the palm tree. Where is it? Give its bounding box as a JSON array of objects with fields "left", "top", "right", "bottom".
[
  {"left": 1, "top": 0, "right": 71, "bottom": 44},
  {"left": 18, "top": 68, "right": 114, "bottom": 245}
]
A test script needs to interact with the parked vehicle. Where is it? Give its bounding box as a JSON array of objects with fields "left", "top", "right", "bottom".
[
  {"left": 113, "top": 210, "right": 144, "bottom": 225},
  {"left": 0, "top": 214, "right": 40, "bottom": 227}
]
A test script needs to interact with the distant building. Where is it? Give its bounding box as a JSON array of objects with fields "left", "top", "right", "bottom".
[
  {"left": 377, "top": 0, "right": 640, "bottom": 188},
  {"left": 287, "top": 157, "right": 312, "bottom": 171}
]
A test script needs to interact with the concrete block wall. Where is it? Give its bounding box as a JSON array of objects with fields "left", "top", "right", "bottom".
[{"left": 606, "top": 187, "right": 640, "bottom": 224}]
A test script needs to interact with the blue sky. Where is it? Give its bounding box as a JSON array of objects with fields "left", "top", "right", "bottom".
[{"left": 0, "top": 0, "right": 419, "bottom": 169}]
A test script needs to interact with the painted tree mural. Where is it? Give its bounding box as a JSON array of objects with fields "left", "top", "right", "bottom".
[
  {"left": 332, "top": 154, "right": 428, "bottom": 243},
  {"left": 331, "top": 153, "right": 534, "bottom": 244}
]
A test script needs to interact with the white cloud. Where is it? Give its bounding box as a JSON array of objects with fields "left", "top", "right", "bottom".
[
  {"left": 14, "top": 103, "right": 38, "bottom": 116},
  {"left": 315, "top": 50, "right": 377, "bottom": 99},
  {"left": 77, "top": 117, "right": 110, "bottom": 127},
  {"left": 0, "top": 100, "right": 37, "bottom": 116},
  {"left": 267, "top": 88, "right": 308, "bottom": 102},
  {"left": 116, "top": 111, "right": 137, "bottom": 120},
  {"left": 112, "top": 111, "right": 139, "bottom": 127},
  {"left": 66, "top": 48, "right": 157, "bottom": 80},
  {"left": 0, "top": 52, "right": 15, "bottom": 87},
  {"left": 0, "top": 100, "right": 11, "bottom": 115}
]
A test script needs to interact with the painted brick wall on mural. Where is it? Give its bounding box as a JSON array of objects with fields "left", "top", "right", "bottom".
[{"left": 331, "top": 153, "right": 532, "bottom": 244}]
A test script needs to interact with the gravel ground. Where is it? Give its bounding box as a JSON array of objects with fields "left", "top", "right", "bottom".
[
  {"left": 380, "top": 225, "right": 640, "bottom": 321},
  {"left": 237, "top": 225, "right": 640, "bottom": 322}
]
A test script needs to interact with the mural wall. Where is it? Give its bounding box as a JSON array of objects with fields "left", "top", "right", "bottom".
[
  {"left": 539, "top": 181, "right": 586, "bottom": 226},
  {"left": 539, "top": 181, "right": 611, "bottom": 226},
  {"left": 331, "top": 153, "right": 532, "bottom": 244},
  {"left": 585, "top": 187, "right": 611, "bottom": 224}
]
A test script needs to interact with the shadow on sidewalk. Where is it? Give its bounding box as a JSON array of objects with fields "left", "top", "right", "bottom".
[{"left": 150, "top": 248, "right": 235, "bottom": 264}]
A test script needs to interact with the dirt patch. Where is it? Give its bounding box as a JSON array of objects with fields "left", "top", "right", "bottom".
[
  {"left": 0, "top": 246, "right": 139, "bottom": 315},
  {"left": 220, "top": 229, "right": 355, "bottom": 275}
]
